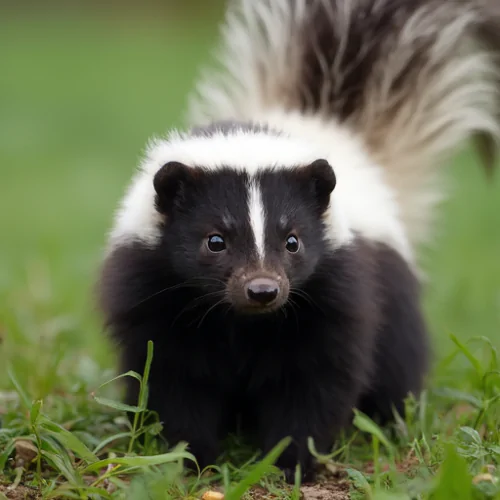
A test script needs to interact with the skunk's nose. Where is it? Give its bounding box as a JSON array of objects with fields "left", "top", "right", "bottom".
[{"left": 246, "top": 278, "right": 279, "bottom": 305}]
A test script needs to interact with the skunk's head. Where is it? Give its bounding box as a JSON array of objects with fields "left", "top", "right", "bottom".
[
  {"left": 106, "top": 124, "right": 353, "bottom": 315},
  {"left": 153, "top": 159, "right": 338, "bottom": 313}
]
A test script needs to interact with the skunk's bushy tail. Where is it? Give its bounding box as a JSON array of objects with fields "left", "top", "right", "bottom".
[{"left": 187, "top": 0, "right": 500, "bottom": 247}]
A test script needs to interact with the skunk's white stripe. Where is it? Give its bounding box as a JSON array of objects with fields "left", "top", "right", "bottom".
[
  {"left": 107, "top": 124, "right": 413, "bottom": 265},
  {"left": 106, "top": 130, "right": 323, "bottom": 252},
  {"left": 247, "top": 179, "right": 266, "bottom": 259}
]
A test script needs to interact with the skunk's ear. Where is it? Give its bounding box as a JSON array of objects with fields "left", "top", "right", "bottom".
[
  {"left": 299, "top": 159, "right": 336, "bottom": 213},
  {"left": 153, "top": 161, "right": 200, "bottom": 214}
]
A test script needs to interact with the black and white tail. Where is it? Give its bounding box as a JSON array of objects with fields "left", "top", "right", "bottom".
[{"left": 187, "top": 0, "right": 500, "bottom": 248}]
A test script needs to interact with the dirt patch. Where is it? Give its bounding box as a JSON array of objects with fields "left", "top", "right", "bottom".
[
  {"left": 246, "top": 479, "right": 350, "bottom": 500},
  {"left": 300, "top": 481, "right": 350, "bottom": 500},
  {"left": 363, "top": 449, "right": 421, "bottom": 477},
  {"left": 246, "top": 486, "right": 272, "bottom": 499},
  {"left": 0, "top": 483, "right": 40, "bottom": 500}
]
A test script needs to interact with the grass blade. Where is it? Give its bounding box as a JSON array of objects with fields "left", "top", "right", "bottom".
[
  {"left": 39, "top": 417, "right": 99, "bottom": 464},
  {"left": 45, "top": 485, "right": 112, "bottom": 500},
  {"left": 7, "top": 365, "right": 31, "bottom": 409},
  {"left": 82, "top": 449, "right": 196, "bottom": 473},
  {"left": 346, "top": 468, "right": 373, "bottom": 499},
  {"left": 41, "top": 450, "right": 82, "bottom": 484},
  {"left": 0, "top": 440, "right": 16, "bottom": 472},
  {"left": 432, "top": 388, "right": 483, "bottom": 408},
  {"left": 225, "top": 437, "right": 291, "bottom": 500},
  {"left": 353, "top": 410, "right": 392, "bottom": 451},
  {"left": 92, "top": 370, "right": 143, "bottom": 399},
  {"left": 30, "top": 399, "right": 42, "bottom": 426},
  {"left": 92, "top": 396, "right": 143, "bottom": 413},
  {"left": 450, "top": 334, "right": 483, "bottom": 377},
  {"left": 138, "top": 340, "right": 154, "bottom": 409},
  {"left": 92, "top": 432, "right": 132, "bottom": 455},
  {"left": 431, "top": 444, "right": 473, "bottom": 500}
]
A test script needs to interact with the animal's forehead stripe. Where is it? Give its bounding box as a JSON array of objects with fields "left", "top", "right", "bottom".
[
  {"left": 145, "top": 131, "right": 324, "bottom": 175},
  {"left": 108, "top": 131, "right": 353, "bottom": 255},
  {"left": 247, "top": 179, "right": 266, "bottom": 260}
]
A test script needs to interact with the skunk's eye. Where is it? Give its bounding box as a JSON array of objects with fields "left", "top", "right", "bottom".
[
  {"left": 207, "top": 234, "right": 226, "bottom": 252},
  {"left": 285, "top": 234, "right": 299, "bottom": 253}
]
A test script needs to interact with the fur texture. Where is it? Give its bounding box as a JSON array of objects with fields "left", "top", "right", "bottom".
[
  {"left": 188, "top": 0, "right": 500, "bottom": 247},
  {"left": 107, "top": 125, "right": 413, "bottom": 266},
  {"left": 99, "top": 162, "right": 428, "bottom": 480},
  {"left": 99, "top": 0, "right": 500, "bottom": 484}
]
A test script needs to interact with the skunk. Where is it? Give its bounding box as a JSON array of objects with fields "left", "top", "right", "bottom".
[{"left": 98, "top": 0, "right": 500, "bottom": 483}]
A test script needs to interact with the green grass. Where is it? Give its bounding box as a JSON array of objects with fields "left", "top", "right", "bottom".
[{"left": 1, "top": 5, "right": 499, "bottom": 499}]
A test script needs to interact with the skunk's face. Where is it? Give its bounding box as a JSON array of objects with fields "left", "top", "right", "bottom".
[{"left": 154, "top": 160, "right": 336, "bottom": 314}]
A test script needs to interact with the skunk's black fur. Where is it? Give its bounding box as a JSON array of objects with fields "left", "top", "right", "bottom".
[{"left": 100, "top": 160, "right": 428, "bottom": 482}]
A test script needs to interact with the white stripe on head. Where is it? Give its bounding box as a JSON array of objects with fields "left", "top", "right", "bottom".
[{"left": 247, "top": 178, "right": 266, "bottom": 260}]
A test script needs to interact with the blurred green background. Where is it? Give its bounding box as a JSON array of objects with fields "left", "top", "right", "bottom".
[{"left": 0, "top": 1, "right": 499, "bottom": 395}]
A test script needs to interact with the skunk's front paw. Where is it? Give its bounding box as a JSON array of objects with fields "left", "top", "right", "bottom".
[
  {"left": 184, "top": 439, "right": 219, "bottom": 473},
  {"left": 280, "top": 465, "right": 316, "bottom": 484},
  {"left": 277, "top": 454, "right": 316, "bottom": 484}
]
